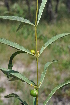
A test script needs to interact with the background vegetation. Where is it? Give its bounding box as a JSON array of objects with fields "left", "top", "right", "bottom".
[{"left": 0, "top": 0, "right": 70, "bottom": 105}]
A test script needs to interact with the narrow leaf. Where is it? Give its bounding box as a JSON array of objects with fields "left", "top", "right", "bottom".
[
  {"left": 37, "top": 0, "right": 47, "bottom": 25},
  {"left": 0, "top": 16, "right": 35, "bottom": 26},
  {"left": 9, "top": 76, "right": 23, "bottom": 81},
  {"left": 16, "top": 23, "right": 24, "bottom": 31},
  {"left": 40, "top": 33, "right": 70, "bottom": 56},
  {"left": 0, "top": 68, "right": 36, "bottom": 87},
  {"left": 0, "top": 38, "right": 34, "bottom": 56},
  {"left": 8, "top": 51, "right": 26, "bottom": 70},
  {"left": 5, "top": 93, "right": 28, "bottom": 105},
  {"left": 38, "top": 60, "right": 57, "bottom": 88},
  {"left": 43, "top": 80, "right": 70, "bottom": 105},
  {"left": 16, "top": 23, "right": 31, "bottom": 32},
  {"left": 8, "top": 51, "right": 25, "bottom": 81}
]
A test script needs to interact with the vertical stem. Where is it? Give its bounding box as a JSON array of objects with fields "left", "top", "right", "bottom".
[{"left": 35, "top": 0, "right": 38, "bottom": 105}]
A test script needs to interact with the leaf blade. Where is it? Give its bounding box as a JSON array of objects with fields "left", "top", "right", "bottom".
[
  {"left": 40, "top": 33, "right": 70, "bottom": 56},
  {"left": 8, "top": 51, "right": 26, "bottom": 70},
  {"left": 5, "top": 93, "right": 28, "bottom": 105},
  {"left": 43, "top": 80, "right": 70, "bottom": 105},
  {"left": 0, "top": 68, "right": 36, "bottom": 87},
  {"left": 0, "top": 16, "right": 35, "bottom": 26},
  {"left": 38, "top": 60, "right": 57, "bottom": 88},
  {"left": 0, "top": 38, "right": 33, "bottom": 56},
  {"left": 37, "top": 0, "right": 47, "bottom": 25}
]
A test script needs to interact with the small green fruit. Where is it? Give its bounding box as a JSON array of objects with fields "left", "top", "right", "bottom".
[{"left": 30, "top": 89, "right": 38, "bottom": 97}]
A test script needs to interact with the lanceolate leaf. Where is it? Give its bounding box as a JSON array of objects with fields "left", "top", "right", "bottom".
[
  {"left": 38, "top": 60, "right": 57, "bottom": 88},
  {"left": 37, "top": 0, "right": 47, "bottom": 25},
  {"left": 40, "top": 33, "right": 70, "bottom": 56},
  {"left": 5, "top": 93, "right": 28, "bottom": 105},
  {"left": 0, "top": 68, "right": 36, "bottom": 87},
  {"left": 8, "top": 51, "right": 26, "bottom": 69},
  {"left": 0, "top": 38, "right": 34, "bottom": 56},
  {"left": 16, "top": 23, "right": 24, "bottom": 31},
  {"left": 5, "top": 93, "right": 23, "bottom": 103},
  {"left": 16, "top": 23, "right": 31, "bottom": 32},
  {"left": 0, "top": 16, "right": 35, "bottom": 26},
  {"left": 43, "top": 80, "right": 70, "bottom": 105},
  {"left": 8, "top": 76, "right": 24, "bottom": 81},
  {"left": 8, "top": 50, "right": 25, "bottom": 81}
]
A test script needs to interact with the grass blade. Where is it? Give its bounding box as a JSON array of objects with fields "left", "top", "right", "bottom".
[{"left": 43, "top": 80, "right": 70, "bottom": 105}]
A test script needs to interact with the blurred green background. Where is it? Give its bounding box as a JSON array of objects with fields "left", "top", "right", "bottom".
[{"left": 0, "top": 0, "right": 70, "bottom": 105}]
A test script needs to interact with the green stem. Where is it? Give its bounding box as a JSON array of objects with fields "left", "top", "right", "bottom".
[{"left": 35, "top": 0, "right": 38, "bottom": 105}]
